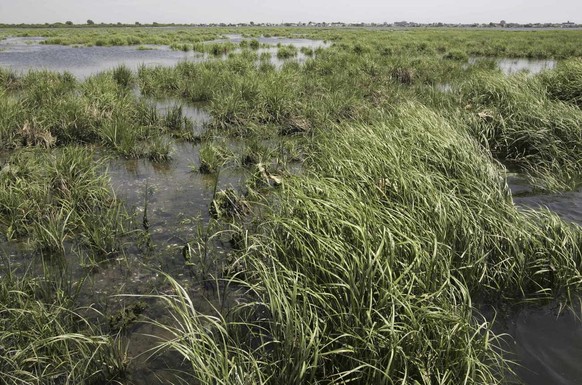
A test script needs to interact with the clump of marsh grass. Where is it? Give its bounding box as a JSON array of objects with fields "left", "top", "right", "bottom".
[
  {"left": 539, "top": 58, "right": 582, "bottom": 108},
  {"left": 0, "top": 147, "right": 128, "bottom": 257},
  {"left": 0, "top": 69, "right": 190, "bottom": 158},
  {"left": 209, "top": 188, "right": 249, "bottom": 220},
  {"left": 198, "top": 142, "right": 233, "bottom": 174},
  {"left": 391, "top": 66, "right": 416, "bottom": 84},
  {"left": 146, "top": 134, "right": 173, "bottom": 162},
  {"left": 0, "top": 67, "right": 21, "bottom": 91},
  {"left": 461, "top": 71, "right": 582, "bottom": 191},
  {"left": 276, "top": 44, "right": 298, "bottom": 59},
  {"left": 112, "top": 64, "right": 133, "bottom": 88},
  {"left": 146, "top": 275, "right": 268, "bottom": 385},
  {"left": 0, "top": 273, "right": 126, "bottom": 384},
  {"left": 148, "top": 104, "right": 582, "bottom": 384}
]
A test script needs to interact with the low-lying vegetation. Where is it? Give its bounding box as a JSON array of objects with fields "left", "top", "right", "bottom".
[{"left": 155, "top": 104, "right": 582, "bottom": 384}]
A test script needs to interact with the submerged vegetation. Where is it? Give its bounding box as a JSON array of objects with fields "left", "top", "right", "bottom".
[{"left": 1, "top": 25, "right": 582, "bottom": 384}]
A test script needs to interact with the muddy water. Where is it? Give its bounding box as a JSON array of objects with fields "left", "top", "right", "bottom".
[
  {"left": 506, "top": 185, "right": 582, "bottom": 385},
  {"left": 91, "top": 141, "right": 249, "bottom": 383},
  {"left": 0, "top": 137, "right": 248, "bottom": 383}
]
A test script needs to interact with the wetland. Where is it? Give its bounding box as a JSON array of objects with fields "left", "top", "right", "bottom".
[{"left": 1, "top": 26, "right": 582, "bottom": 384}]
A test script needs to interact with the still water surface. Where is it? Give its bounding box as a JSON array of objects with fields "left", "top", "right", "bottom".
[
  {"left": 509, "top": 184, "right": 582, "bottom": 385},
  {"left": 0, "top": 35, "right": 328, "bottom": 78}
]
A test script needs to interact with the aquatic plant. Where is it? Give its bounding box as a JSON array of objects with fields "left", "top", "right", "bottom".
[
  {"left": 276, "top": 44, "right": 298, "bottom": 59},
  {"left": 198, "top": 142, "right": 233, "bottom": 174},
  {"left": 3, "top": 25, "right": 582, "bottom": 384},
  {"left": 112, "top": 64, "right": 133, "bottom": 88},
  {"left": 540, "top": 58, "right": 582, "bottom": 108},
  {"left": 460, "top": 71, "right": 582, "bottom": 191},
  {"left": 0, "top": 273, "right": 126, "bottom": 384},
  {"left": 149, "top": 102, "right": 582, "bottom": 384},
  {"left": 0, "top": 147, "right": 128, "bottom": 256}
]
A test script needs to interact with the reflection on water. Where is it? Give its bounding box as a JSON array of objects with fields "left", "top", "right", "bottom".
[
  {"left": 0, "top": 34, "right": 328, "bottom": 79},
  {"left": 486, "top": 301, "right": 582, "bottom": 385},
  {"left": 507, "top": 181, "right": 582, "bottom": 385},
  {"left": 0, "top": 37, "right": 208, "bottom": 78},
  {"left": 469, "top": 56, "right": 557, "bottom": 75}
]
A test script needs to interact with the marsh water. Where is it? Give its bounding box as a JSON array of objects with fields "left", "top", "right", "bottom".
[
  {"left": 505, "top": 181, "right": 582, "bottom": 385},
  {"left": 0, "top": 34, "right": 581, "bottom": 385},
  {"left": 469, "top": 57, "right": 557, "bottom": 75},
  {"left": 0, "top": 35, "right": 328, "bottom": 78}
]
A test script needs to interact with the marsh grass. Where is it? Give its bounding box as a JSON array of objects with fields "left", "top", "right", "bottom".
[
  {"left": 4, "top": 26, "right": 582, "bottom": 384},
  {"left": 0, "top": 272, "right": 126, "bottom": 384},
  {"left": 0, "top": 147, "right": 128, "bottom": 257},
  {"left": 0, "top": 69, "right": 191, "bottom": 158},
  {"left": 276, "top": 44, "right": 298, "bottom": 59},
  {"left": 148, "top": 102, "right": 582, "bottom": 384},
  {"left": 198, "top": 141, "right": 235, "bottom": 174},
  {"left": 112, "top": 64, "right": 133, "bottom": 88},
  {"left": 460, "top": 71, "right": 582, "bottom": 191},
  {"left": 540, "top": 58, "right": 582, "bottom": 108}
]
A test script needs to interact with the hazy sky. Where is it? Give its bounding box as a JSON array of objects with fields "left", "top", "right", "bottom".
[{"left": 0, "top": 0, "right": 578, "bottom": 24}]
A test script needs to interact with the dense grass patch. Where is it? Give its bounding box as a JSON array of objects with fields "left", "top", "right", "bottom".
[
  {"left": 0, "top": 273, "right": 125, "bottom": 384},
  {"left": 0, "top": 147, "right": 128, "bottom": 257},
  {"left": 152, "top": 104, "right": 582, "bottom": 384},
  {"left": 460, "top": 72, "right": 582, "bottom": 190}
]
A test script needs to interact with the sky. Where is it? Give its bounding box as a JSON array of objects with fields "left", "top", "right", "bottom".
[{"left": 0, "top": 0, "right": 578, "bottom": 25}]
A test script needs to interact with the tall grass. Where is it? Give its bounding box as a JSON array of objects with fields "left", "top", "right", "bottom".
[
  {"left": 149, "top": 103, "right": 582, "bottom": 384},
  {"left": 0, "top": 147, "right": 128, "bottom": 257},
  {"left": 0, "top": 272, "right": 126, "bottom": 384},
  {"left": 460, "top": 71, "right": 582, "bottom": 190}
]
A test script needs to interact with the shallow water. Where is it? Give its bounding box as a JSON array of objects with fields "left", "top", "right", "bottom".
[
  {"left": 147, "top": 97, "right": 212, "bottom": 135},
  {"left": 0, "top": 35, "right": 327, "bottom": 79},
  {"left": 0, "top": 138, "right": 248, "bottom": 383},
  {"left": 506, "top": 182, "right": 582, "bottom": 385},
  {"left": 210, "top": 33, "right": 329, "bottom": 49},
  {"left": 469, "top": 56, "right": 557, "bottom": 75},
  {"left": 514, "top": 189, "right": 582, "bottom": 224},
  {"left": 510, "top": 303, "right": 582, "bottom": 385},
  {"left": 0, "top": 37, "right": 208, "bottom": 78}
]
